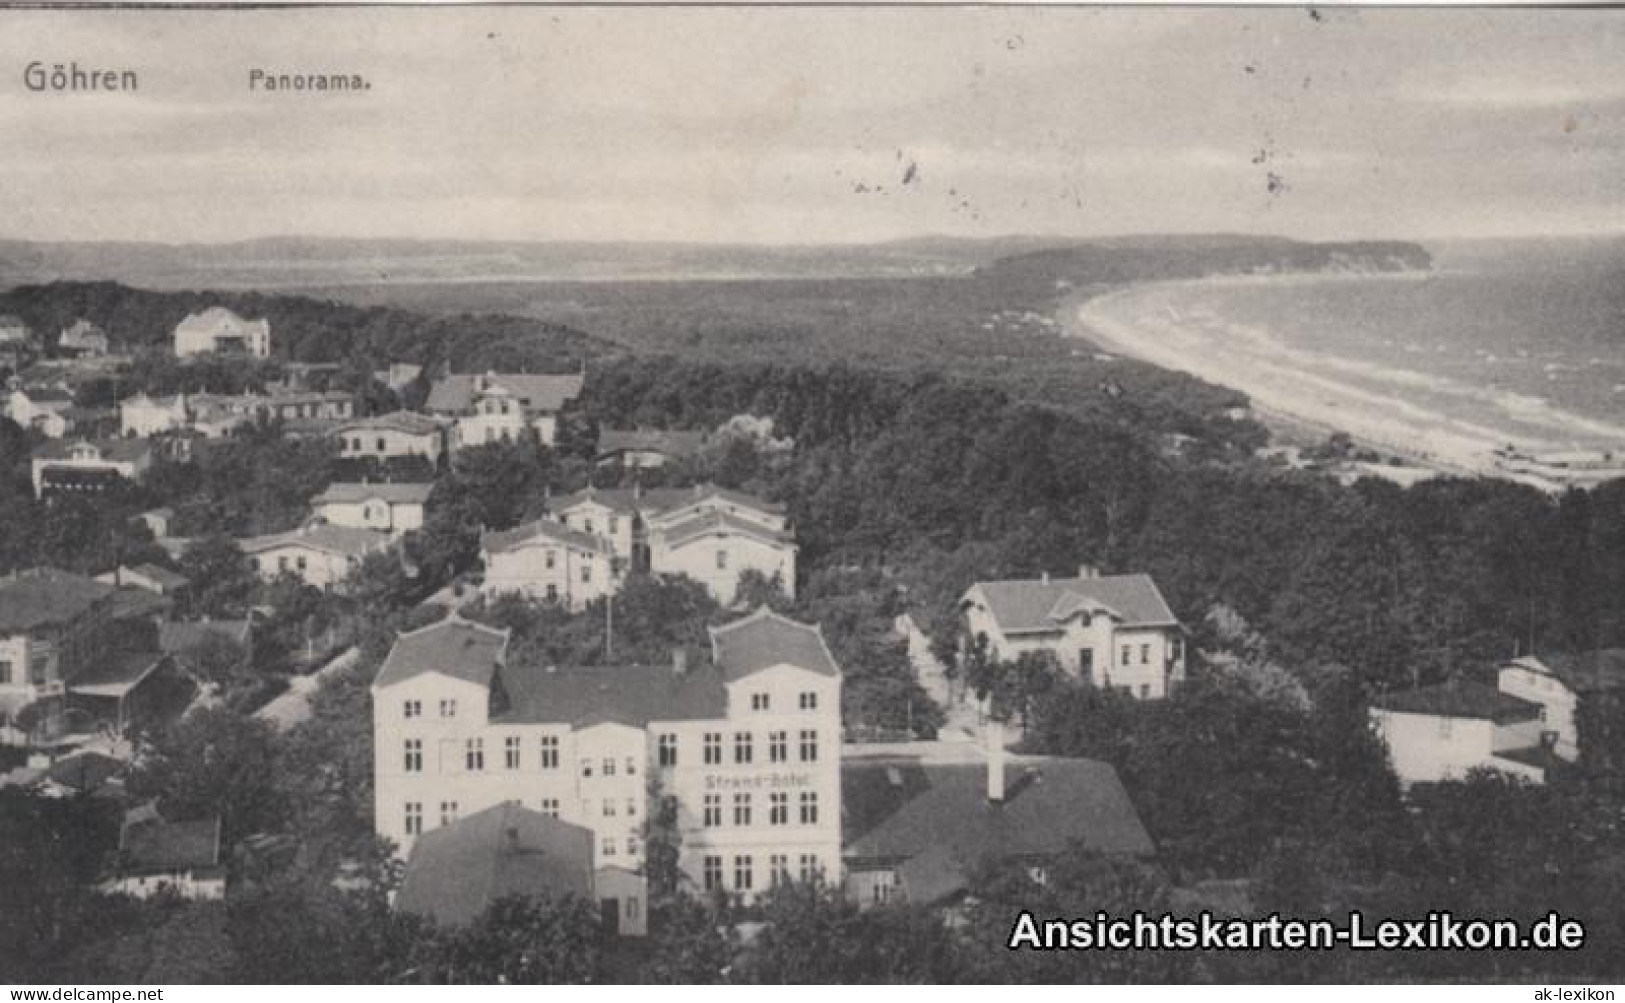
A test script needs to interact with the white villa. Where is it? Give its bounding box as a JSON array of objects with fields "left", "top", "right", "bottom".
[
  {"left": 239, "top": 524, "right": 394, "bottom": 590},
  {"left": 173, "top": 307, "right": 271, "bottom": 358},
  {"left": 479, "top": 518, "right": 618, "bottom": 610},
  {"left": 425, "top": 372, "right": 584, "bottom": 449}
]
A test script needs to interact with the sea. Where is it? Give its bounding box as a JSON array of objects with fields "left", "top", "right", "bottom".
[{"left": 1076, "top": 237, "right": 1625, "bottom": 466}]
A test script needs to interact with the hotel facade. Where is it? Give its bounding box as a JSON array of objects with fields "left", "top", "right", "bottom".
[{"left": 372, "top": 606, "right": 843, "bottom": 923}]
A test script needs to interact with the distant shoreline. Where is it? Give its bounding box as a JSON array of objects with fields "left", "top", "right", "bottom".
[{"left": 1060, "top": 269, "right": 1515, "bottom": 482}]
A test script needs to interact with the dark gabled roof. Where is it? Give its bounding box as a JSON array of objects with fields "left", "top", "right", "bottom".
[
  {"left": 708, "top": 607, "right": 839, "bottom": 683},
  {"left": 425, "top": 372, "right": 584, "bottom": 414},
  {"left": 311, "top": 482, "right": 434, "bottom": 506},
  {"left": 1370, "top": 680, "right": 1542, "bottom": 723},
  {"left": 373, "top": 614, "right": 510, "bottom": 690},
  {"left": 159, "top": 619, "right": 252, "bottom": 654},
  {"left": 395, "top": 802, "right": 594, "bottom": 928},
  {"left": 333, "top": 410, "right": 444, "bottom": 436},
  {"left": 967, "top": 574, "right": 1180, "bottom": 632},
  {"left": 481, "top": 518, "right": 609, "bottom": 556},
  {"left": 69, "top": 652, "right": 166, "bottom": 698},
  {"left": 119, "top": 817, "right": 221, "bottom": 875},
  {"left": 238, "top": 524, "right": 391, "bottom": 559},
  {"left": 842, "top": 758, "right": 1155, "bottom": 881},
  {"left": 551, "top": 483, "right": 786, "bottom": 519},
  {"left": 596, "top": 428, "right": 709, "bottom": 460},
  {"left": 31, "top": 438, "right": 153, "bottom": 463},
  {"left": 661, "top": 510, "right": 795, "bottom": 550},
  {"left": 1516, "top": 650, "right": 1625, "bottom": 694},
  {"left": 101, "top": 587, "right": 172, "bottom": 623},
  {"left": 492, "top": 661, "right": 728, "bottom": 727},
  {"left": 0, "top": 569, "right": 116, "bottom": 633},
  {"left": 129, "top": 564, "right": 190, "bottom": 590}
]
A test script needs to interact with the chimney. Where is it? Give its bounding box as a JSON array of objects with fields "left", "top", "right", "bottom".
[
  {"left": 986, "top": 720, "right": 1006, "bottom": 804},
  {"left": 1078, "top": 563, "right": 1099, "bottom": 579},
  {"left": 672, "top": 648, "right": 688, "bottom": 676}
]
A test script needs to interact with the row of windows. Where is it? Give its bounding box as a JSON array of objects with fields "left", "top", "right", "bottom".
[
  {"left": 701, "top": 790, "right": 819, "bottom": 827},
  {"left": 745, "top": 691, "right": 820, "bottom": 713},
  {"left": 693, "top": 730, "right": 820, "bottom": 766},
  {"left": 702, "top": 853, "right": 823, "bottom": 892},
  {"left": 402, "top": 800, "right": 463, "bottom": 835},
  {"left": 601, "top": 834, "right": 640, "bottom": 858},
  {"left": 404, "top": 690, "right": 821, "bottom": 724},
  {"left": 403, "top": 729, "right": 822, "bottom": 773},
  {"left": 401, "top": 737, "right": 620, "bottom": 775}
]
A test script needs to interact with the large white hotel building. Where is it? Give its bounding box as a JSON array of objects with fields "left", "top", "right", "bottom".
[{"left": 372, "top": 606, "right": 843, "bottom": 927}]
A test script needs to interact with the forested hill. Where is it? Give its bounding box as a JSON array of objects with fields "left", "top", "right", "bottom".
[
  {"left": 977, "top": 235, "right": 1432, "bottom": 292},
  {"left": 0, "top": 281, "right": 610, "bottom": 371}
]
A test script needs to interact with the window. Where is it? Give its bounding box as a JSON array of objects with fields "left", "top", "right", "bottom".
[
  {"left": 545, "top": 583, "right": 558, "bottom": 603},
  {"left": 609, "top": 516, "right": 620, "bottom": 534},
  {"left": 799, "top": 691, "right": 818, "bottom": 711},
  {"left": 1121, "top": 645, "right": 1131, "bottom": 667},
  {"left": 603, "top": 757, "right": 616, "bottom": 777},
  {"left": 733, "top": 792, "right": 752, "bottom": 826},
  {"left": 439, "top": 699, "right": 457, "bottom": 718},
  {"left": 769, "top": 791, "right": 788, "bottom": 825},
  {"left": 278, "top": 556, "right": 288, "bottom": 572},
  {"left": 404, "top": 802, "right": 422, "bottom": 836},
  {"left": 545, "top": 550, "right": 556, "bottom": 570},
  {"left": 440, "top": 801, "right": 459, "bottom": 827},
  {"left": 625, "top": 756, "right": 638, "bottom": 776},
  {"left": 465, "top": 738, "right": 484, "bottom": 771},
  {"left": 799, "top": 791, "right": 819, "bottom": 825},
  {"left": 505, "top": 736, "right": 521, "bottom": 769},
  {"left": 581, "top": 757, "right": 594, "bottom": 778},
  {"left": 703, "top": 855, "right": 723, "bottom": 892},
  {"left": 0, "top": 660, "right": 10, "bottom": 685},
  {"left": 584, "top": 518, "right": 595, "bottom": 534},
  {"left": 799, "top": 729, "right": 818, "bottom": 762},
  {"left": 626, "top": 797, "right": 637, "bottom": 818},
  {"left": 1172, "top": 637, "right": 1184, "bottom": 661},
  {"left": 751, "top": 692, "right": 770, "bottom": 712},
  {"left": 770, "top": 854, "right": 789, "bottom": 887},
  {"left": 716, "top": 549, "right": 730, "bottom": 570},
  {"left": 296, "top": 555, "right": 308, "bottom": 573},
  {"left": 733, "top": 855, "right": 753, "bottom": 892},
  {"left": 1141, "top": 643, "right": 1151, "bottom": 665},
  {"left": 601, "top": 836, "right": 616, "bottom": 858},
  {"left": 603, "top": 798, "right": 617, "bottom": 818},
  {"left": 734, "top": 731, "right": 753, "bottom": 764},
  {"left": 703, "top": 793, "right": 722, "bottom": 827},
  {"left": 581, "top": 563, "right": 592, "bottom": 584},
  {"left": 403, "top": 699, "right": 421, "bottom": 719},
  {"left": 658, "top": 733, "right": 678, "bottom": 767},
  {"left": 540, "top": 735, "right": 559, "bottom": 769},
  {"left": 799, "top": 854, "right": 819, "bottom": 883},
  {"left": 703, "top": 732, "right": 722, "bottom": 765},
  {"left": 540, "top": 798, "right": 559, "bottom": 818},
  {"left": 769, "top": 730, "right": 788, "bottom": 763},
  {"left": 627, "top": 835, "right": 640, "bottom": 856},
  {"left": 1079, "top": 648, "right": 1094, "bottom": 683},
  {"left": 376, "top": 437, "right": 386, "bottom": 452},
  {"left": 404, "top": 739, "right": 422, "bottom": 773}
]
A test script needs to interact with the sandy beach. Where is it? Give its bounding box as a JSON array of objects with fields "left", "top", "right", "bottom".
[{"left": 1067, "top": 272, "right": 1625, "bottom": 482}]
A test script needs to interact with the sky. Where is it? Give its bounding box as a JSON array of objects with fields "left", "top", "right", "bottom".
[{"left": 0, "top": 7, "right": 1621, "bottom": 245}]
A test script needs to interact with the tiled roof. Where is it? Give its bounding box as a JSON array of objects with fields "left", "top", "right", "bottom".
[
  {"left": 425, "top": 373, "right": 584, "bottom": 414},
  {"left": 549, "top": 483, "right": 783, "bottom": 520},
  {"left": 373, "top": 614, "right": 510, "bottom": 690},
  {"left": 493, "top": 660, "right": 727, "bottom": 727},
  {"left": 1514, "top": 650, "right": 1625, "bottom": 694},
  {"left": 596, "top": 428, "right": 709, "bottom": 459},
  {"left": 312, "top": 482, "right": 434, "bottom": 506},
  {"left": 708, "top": 607, "right": 839, "bottom": 682},
  {"left": 395, "top": 802, "right": 594, "bottom": 928},
  {"left": 31, "top": 438, "right": 153, "bottom": 462},
  {"left": 481, "top": 518, "right": 609, "bottom": 556},
  {"left": 102, "top": 587, "right": 172, "bottom": 622},
  {"left": 661, "top": 510, "right": 794, "bottom": 550},
  {"left": 842, "top": 758, "right": 1156, "bottom": 882},
  {"left": 658, "top": 484, "right": 787, "bottom": 519},
  {"left": 1370, "top": 680, "right": 1542, "bottom": 723},
  {"left": 968, "top": 574, "right": 1180, "bottom": 632},
  {"left": 0, "top": 569, "right": 115, "bottom": 633},
  {"left": 174, "top": 306, "right": 264, "bottom": 335},
  {"left": 238, "top": 524, "right": 392, "bottom": 559},
  {"left": 333, "top": 410, "right": 444, "bottom": 435},
  {"left": 119, "top": 817, "right": 221, "bottom": 875}
]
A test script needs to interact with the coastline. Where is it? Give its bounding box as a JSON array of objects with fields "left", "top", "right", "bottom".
[{"left": 1060, "top": 269, "right": 1614, "bottom": 487}]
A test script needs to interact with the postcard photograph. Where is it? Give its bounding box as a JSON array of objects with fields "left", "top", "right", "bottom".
[{"left": 0, "top": 4, "right": 1623, "bottom": 987}]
